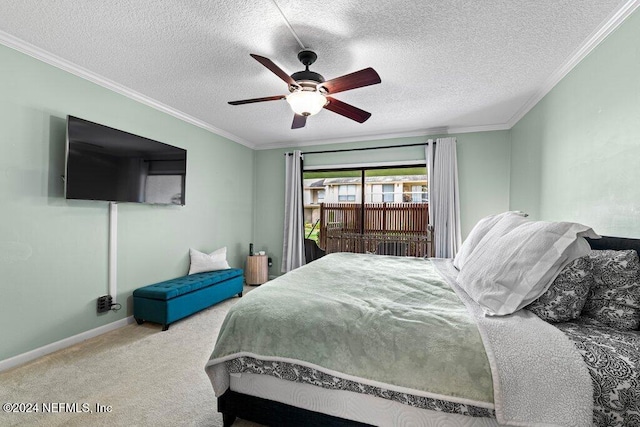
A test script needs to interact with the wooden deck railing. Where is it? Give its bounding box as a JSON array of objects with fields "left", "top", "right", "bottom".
[{"left": 319, "top": 203, "right": 432, "bottom": 257}]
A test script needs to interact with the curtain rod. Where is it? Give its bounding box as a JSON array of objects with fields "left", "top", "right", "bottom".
[{"left": 284, "top": 141, "right": 435, "bottom": 156}]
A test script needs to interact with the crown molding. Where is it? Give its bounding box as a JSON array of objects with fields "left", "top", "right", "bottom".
[
  {"left": 507, "top": 0, "right": 640, "bottom": 128},
  {"left": 446, "top": 123, "right": 511, "bottom": 135},
  {"left": 256, "top": 129, "right": 440, "bottom": 151},
  {"left": 2, "top": 0, "right": 637, "bottom": 150},
  {"left": 254, "top": 122, "right": 510, "bottom": 150},
  {"left": 0, "top": 30, "right": 256, "bottom": 149}
]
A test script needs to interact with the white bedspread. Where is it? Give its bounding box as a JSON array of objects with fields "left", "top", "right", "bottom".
[{"left": 433, "top": 259, "right": 593, "bottom": 427}]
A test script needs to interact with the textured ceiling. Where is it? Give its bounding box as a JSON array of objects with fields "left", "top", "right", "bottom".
[{"left": 0, "top": 0, "right": 631, "bottom": 148}]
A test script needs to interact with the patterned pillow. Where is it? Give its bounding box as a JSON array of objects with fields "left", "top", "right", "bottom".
[
  {"left": 526, "top": 256, "right": 593, "bottom": 322},
  {"left": 582, "top": 249, "right": 640, "bottom": 331}
]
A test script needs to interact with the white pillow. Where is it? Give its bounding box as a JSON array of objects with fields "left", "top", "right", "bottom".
[
  {"left": 188, "top": 247, "right": 231, "bottom": 275},
  {"left": 457, "top": 221, "right": 599, "bottom": 316},
  {"left": 453, "top": 211, "right": 527, "bottom": 270}
]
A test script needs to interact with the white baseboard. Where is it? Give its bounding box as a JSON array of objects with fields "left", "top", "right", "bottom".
[{"left": 0, "top": 316, "right": 134, "bottom": 372}]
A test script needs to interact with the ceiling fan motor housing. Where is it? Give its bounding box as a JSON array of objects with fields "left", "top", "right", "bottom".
[
  {"left": 290, "top": 70, "right": 325, "bottom": 85},
  {"left": 290, "top": 49, "right": 325, "bottom": 89}
]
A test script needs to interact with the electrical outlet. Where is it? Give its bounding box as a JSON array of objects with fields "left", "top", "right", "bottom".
[{"left": 97, "top": 295, "right": 112, "bottom": 313}]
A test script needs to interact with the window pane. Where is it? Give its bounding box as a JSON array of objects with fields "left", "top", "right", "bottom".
[
  {"left": 411, "top": 185, "right": 421, "bottom": 202},
  {"left": 370, "top": 184, "right": 382, "bottom": 203},
  {"left": 382, "top": 184, "right": 394, "bottom": 202},
  {"left": 303, "top": 166, "right": 428, "bottom": 255},
  {"left": 303, "top": 171, "right": 363, "bottom": 244}
]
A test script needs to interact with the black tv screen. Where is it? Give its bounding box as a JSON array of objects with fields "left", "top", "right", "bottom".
[{"left": 65, "top": 116, "right": 186, "bottom": 205}]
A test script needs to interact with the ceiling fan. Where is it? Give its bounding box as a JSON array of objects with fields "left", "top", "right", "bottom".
[{"left": 228, "top": 50, "right": 381, "bottom": 129}]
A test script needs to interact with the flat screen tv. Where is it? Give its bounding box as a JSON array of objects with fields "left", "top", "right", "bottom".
[{"left": 65, "top": 116, "right": 186, "bottom": 205}]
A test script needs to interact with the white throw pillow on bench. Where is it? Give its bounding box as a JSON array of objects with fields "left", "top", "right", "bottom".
[{"left": 189, "top": 247, "right": 231, "bottom": 275}]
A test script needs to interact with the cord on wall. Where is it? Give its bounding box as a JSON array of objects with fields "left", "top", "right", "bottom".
[{"left": 108, "top": 202, "right": 118, "bottom": 304}]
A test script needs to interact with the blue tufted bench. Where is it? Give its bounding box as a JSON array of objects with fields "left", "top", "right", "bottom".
[{"left": 133, "top": 268, "right": 243, "bottom": 331}]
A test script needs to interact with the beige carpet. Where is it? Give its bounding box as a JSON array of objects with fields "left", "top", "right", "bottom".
[{"left": 0, "top": 286, "right": 262, "bottom": 427}]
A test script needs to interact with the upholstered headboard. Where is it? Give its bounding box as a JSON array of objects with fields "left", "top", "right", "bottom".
[{"left": 586, "top": 236, "right": 640, "bottom": 254}]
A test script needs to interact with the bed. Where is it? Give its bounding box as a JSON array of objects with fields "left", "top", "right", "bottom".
[{"left": 205, "top": 225, "right": 640, "bottom": 427}]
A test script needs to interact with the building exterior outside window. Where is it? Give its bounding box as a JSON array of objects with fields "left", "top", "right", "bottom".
[
  {"left": 410, "top": 185, "right": 428, "bottom": 202},
  {"left": 338, "top": 184, "right": 357, "bottom": 202},
  {"left": 382, "top": 184, "right": 394, "bottom": 202},
  {"left": 302, "top": 171, "right": 428, "bottom": 225}
]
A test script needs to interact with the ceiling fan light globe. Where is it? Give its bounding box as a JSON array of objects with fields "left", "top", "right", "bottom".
[{"left": 286, "top": 91, "right": 326, "bottom": 116}]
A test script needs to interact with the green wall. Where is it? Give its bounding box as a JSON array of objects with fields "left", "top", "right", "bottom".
[
  {"left": 254, "top": 131, "right": 511, "bottom": 273},
  {"left": 9, "top": 5, "right": 637, "bottom": 363},
  {"left": 0, "top": 44, "right": 254, "bottom": 361},
  {"left": 510, "top": 8, "right": 640, "bottom": 238}
]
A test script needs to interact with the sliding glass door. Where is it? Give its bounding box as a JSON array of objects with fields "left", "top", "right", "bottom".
[{"left": 303, "top": 166, "right": 431, "bottom": 257}]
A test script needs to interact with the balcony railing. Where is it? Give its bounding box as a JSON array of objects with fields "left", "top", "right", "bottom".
[{"left": 319, "top": 202, "right": 432, "bottom": 257}]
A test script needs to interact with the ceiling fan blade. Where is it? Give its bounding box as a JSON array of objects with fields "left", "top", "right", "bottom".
[
  {"left": 228, "top": 95, "right": 285, "bottom": 105},
  {"left": 320, "top": 68, "right": 381, "bottom": 95},
  {"left": 292, "top": 114, "right": 307, "bottom": 129},
  {"left": 250, "top": 54, "right": 297, "bottom": 87},
  {"left": 323, "top": 97, "right": 372, "bottom": 123}
]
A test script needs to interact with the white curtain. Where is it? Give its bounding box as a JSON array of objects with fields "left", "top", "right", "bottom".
[
  {"left": 281, "top": 150, "right": 306, "bottom": 272},
  {"left": 426, "top": 137, "right": 462, "bottom": 258},
  {"left": 426, "top": 139, "right": 435, "bottom": 228}
]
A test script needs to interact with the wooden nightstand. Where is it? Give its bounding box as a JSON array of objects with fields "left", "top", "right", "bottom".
[{"left": 245, "top": 255, "right": 268, "bottom": 285}]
